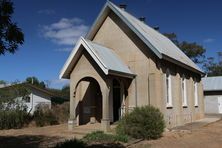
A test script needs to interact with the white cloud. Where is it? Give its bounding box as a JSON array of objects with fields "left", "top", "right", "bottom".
[
  {"left": 41, "top": 18, "right": 89, "bottom": 46},
  {"left": 203, "top": 38, "right": 215, "bottom": 43},
  {"left": 38, "top": 9, "right": 55, "bottom": 15},
  {"left": 55, "top": 47, "right": 72, "bottom": 52}
]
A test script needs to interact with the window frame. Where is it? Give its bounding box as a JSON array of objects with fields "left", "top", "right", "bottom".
[
  {"left": 166, "top": 69, "right": 172, "bottom": 108},
  {"left": 23, "top": 96, "right": 31, "bottom": 103},
  {"left": 194, "top": 79, "right": 198, "bottom": 107},
  {"left": 181, "top": 75, "right": 187, "bottom": 107}
]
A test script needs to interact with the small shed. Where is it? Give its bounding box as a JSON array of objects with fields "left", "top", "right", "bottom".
[{"left": 202, "top": 76, "right": 222, "bottom": 114}]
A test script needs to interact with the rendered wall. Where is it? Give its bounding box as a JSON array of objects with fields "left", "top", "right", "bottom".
[{"left": 91, "top": 11, "right": 204, "bottom": 128}]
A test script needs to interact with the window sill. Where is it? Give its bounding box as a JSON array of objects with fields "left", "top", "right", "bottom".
[
  {"left": 182, "top": 105, "right": 188, "bottom": 108},
  {"left": 166, "top": 104, "right": 173, "bottom": 109}
]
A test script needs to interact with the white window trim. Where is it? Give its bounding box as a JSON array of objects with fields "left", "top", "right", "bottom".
[
  {"left": 181, "top": 76, "right": 187, "bottom": 107},
  {"left": 194, "top": 80, "right": 198, "bottom": 107},
  {"left": 166, "top": 70, "right": 173, "bottom": 108}
]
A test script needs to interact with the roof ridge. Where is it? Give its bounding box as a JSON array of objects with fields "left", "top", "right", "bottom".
[{"left": 86, "top": 1, "right": 204, "bottom": 74}]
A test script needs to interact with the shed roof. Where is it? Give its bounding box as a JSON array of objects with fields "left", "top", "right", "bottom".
[
  {"left": 86, "top": 1, "right": 204, "bottom": 74},
  {"left": 60, "top": 37, "right": 134, "bottom": 79},
  {"left": 202, "top": 76, "right": 222, "bottom": 91}
]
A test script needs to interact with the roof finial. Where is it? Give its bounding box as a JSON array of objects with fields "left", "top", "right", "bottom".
[
  {"left": 153, "top": 26, "right": 160, "bottom": 31},
  {"left": 139, "top": 17, "right": 146, "bottom": 23},
  {"left": 119, "top": 4, "right": 127, "bottom": 10}
]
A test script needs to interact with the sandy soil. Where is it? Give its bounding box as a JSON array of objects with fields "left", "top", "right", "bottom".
[
  {"left": 129, "top": 119, "right": 222, "bottom": 148},
  {"left": 0, "top": 120, "right": 222, "bottom": 148}
]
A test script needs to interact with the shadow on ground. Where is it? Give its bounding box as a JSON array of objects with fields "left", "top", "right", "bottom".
[
  {"left": 88, "top": 143, "right": 125, "bottom": 148},
  {"left": 0, "top": 135, "right": 126, "bottom": 148},
  {"left": 0, "top": 135, "right": 62, "bottom": 148}
]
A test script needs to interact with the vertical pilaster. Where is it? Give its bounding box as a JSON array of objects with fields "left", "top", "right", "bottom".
[
  {"left": 68, "top": 88, "right": 77, "bottom": 130},
  {"left": 101, "top": 82, "right": 110, "bottom": 132}
]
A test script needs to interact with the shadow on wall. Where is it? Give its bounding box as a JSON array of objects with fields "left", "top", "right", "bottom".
[{"left": 75, "top": 77, "right": 102, "bottom": 125}]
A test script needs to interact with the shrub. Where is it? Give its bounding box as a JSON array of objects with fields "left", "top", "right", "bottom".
[
  {"left": 51, "top": 102, "right": 69, "bottom": 124},
  {"left": 33, "top": 105, "right": 58, "bottom": 127},
  {"left": 54, "top": 139, "right": 86, "bottom": 148},
  {"left": 83, "top": 131, "right": 128, "bottom": 143},
  {"left": 113, "top": 134, "right": 129, "bottom": 143},
  {"left": 0, "top": 109, "right": 30, "bottom": 129},
  {"left": 116, "top": 105, "right": 165, "bottom": 140},
  {"left": 0, "top": 102, "right": 30, "bottom": 129}
]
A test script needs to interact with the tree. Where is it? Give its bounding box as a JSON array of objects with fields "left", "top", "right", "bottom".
[
  {"left": 0, "top": 0, "right": 24, "bottom": 55},
  {"left": 204, "top": 52, "right": 222, "bottom": 76},
  {"left": 0, "top": 80, "right": 6, "bottom": 84},
  {"left": 48, "top": 85, "right": 70, "bottom": 104},
  {"left": 164, "top": 33, "right": 206, "bottom": 64},
  {"left": 61, "top": 85, "right": 70, "bottom": 100},
  {"left": 25, "top": 77, "right": 46, "bottom": 88}
]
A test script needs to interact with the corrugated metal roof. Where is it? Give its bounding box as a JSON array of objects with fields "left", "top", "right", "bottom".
[
  {"left": 86, "top": 1, "right": 203, "bottom": 74},
  {"left": 61, "top": 1, "right": 204, "bottom": 79},
  {"left": 84, "top": 39, "right": 134, "bottom": 76},
  {"left": 108, "top": 1, "right": 203, "bottom": 73},
  {"left": 60, "top": 37, "right": 134, "bottom": 79},
  {"left": 202, "top": 76, "right": 222, "bottom": 91}
]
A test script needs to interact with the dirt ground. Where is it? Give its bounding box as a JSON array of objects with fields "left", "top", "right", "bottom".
[
  {"left": 0, "top": 124, "right": 74, "bottom": 148},
  {"left": 0, "top": 119, "right": 222, "bottom": 148},
  {"left": 130, "top": 119, "right": 222, "bottom": 148}
]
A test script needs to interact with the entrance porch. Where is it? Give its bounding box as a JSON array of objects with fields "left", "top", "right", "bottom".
[{"left": 69, "top": 76, "right": 130, "bottom": 132}]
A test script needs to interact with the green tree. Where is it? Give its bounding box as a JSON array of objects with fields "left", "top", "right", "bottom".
[
  {"left": 48, "top": 84, "right": 70, "bottom": 104},
  {"left": 25, "top": 77, "right": 46, "bottom": 88},
  {"left": 0, "top": 80, "right": 6, "bottom": 84},
  {"left": 0, "top": 0, "right": 24, "bottom": 55},
  {"left": 61, "top": 85, "right": 70, "bottom": 100},
  {"left": 204, "top": 52, "right": 222, "bottom": 76},
  {"left": 164, "top": 33, "right": 206, "bottom": 64}
]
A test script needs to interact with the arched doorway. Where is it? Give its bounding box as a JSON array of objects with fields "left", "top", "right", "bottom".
[
  {"left": 113, "top": 79, "right": 121, "bottom": 122},
  {"left": 75, "top": 77, "right": 102, "bottom": 125}
]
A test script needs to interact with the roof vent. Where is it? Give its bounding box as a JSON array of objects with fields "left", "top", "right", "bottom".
[
  {"left": 139, "top": 17, "right": 146, "bottom": 23},
  {"left": 119, "top": 4, "right": 127, "bottom": 10},
  {"left": 153, "top": 26, "right": 159, "bottom": 31}
]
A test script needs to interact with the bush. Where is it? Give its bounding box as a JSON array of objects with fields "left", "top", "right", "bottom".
[
  {"left": 33, "top": 105, "right": 58, "bottom": 127},
  {"left": 51, "top": 102, "right": 69, "bottom": 124},
  {"left": 116, "top": 105, "right": 165, "bottom": 140},
  {"left": 83, "top": 131, "right": 128, "bottom": 143},
  {"left": 55, "top": 139, "right": 86, "bottom": 148},
  {"left": 0, "top": 103, "right": 30, "bottom": 129}
]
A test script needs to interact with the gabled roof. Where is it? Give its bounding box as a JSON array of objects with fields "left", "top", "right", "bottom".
[
  {"left": 60, "top": 37, "right": 134, "bottom": 79},
  {"left": 202, "top": 76, "right": 222, "bottom": 91},
  {"left": 86, "top": 1, "right": 204, "bottom": 75}
]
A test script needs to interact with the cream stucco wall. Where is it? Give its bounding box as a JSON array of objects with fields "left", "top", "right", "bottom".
[
  {"left": 90, "top": 11, "right": 204, "bottom": 128},
  {"left": 68, "top": 11, "right": 204, "bottom": 130}
]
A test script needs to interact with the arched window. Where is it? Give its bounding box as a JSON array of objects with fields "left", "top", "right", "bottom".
[
  {"left": 166, "top": 69, "right": 172, "bottom": 107},
  {"left": 181, "top": 75, "right": 187, "bottom": 107},
  {"left": 194, "top": 79, "right": 198, "bottom": 107}
]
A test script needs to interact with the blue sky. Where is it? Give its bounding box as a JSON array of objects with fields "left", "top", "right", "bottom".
[{"left": 0, "top": 0, "right": 221, "bottom": 88}]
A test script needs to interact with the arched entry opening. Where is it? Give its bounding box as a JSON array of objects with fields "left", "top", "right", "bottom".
[
  {"left": 75, "top": 77, "right": 102, "bottom": 125},
  {"left": 113, "top": 79, "right": 121, "bottom": 122}
]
